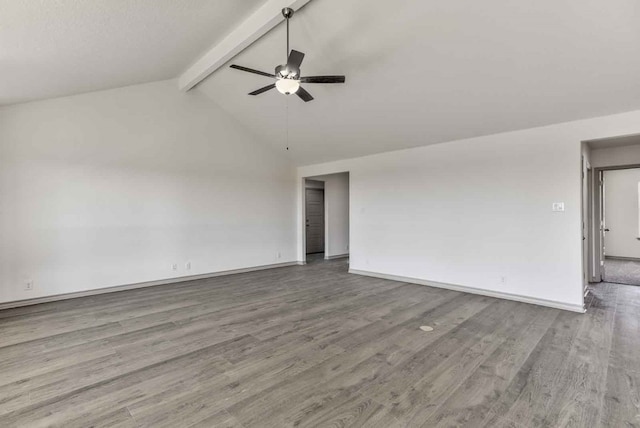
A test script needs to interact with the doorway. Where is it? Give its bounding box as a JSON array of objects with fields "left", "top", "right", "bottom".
[
  {"left": 305, "top": 183, "right": 325, "bottom": 255},
  {"left": 598, "top": 167, "right": 640, "bottom": 286},
  {"left": 302, "top": 173, "right": 350, "bottom": 264},
  {"left": 582, "top": 133, "right": 640, "bottom": 289}
]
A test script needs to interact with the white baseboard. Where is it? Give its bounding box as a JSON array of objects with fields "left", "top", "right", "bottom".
[
  {"left": 324, "top": 253, "right": 349, "bottom": 260},
  {"left": 349, "top": 269, "right": 585, "bottom": 313},
  {"left": 0, "top": 261, "right": 300, "bottom": 311}
]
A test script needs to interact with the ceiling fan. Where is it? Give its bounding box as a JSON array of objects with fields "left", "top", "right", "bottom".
[{"left": 230, "top": 7, "right": 346, "bottom": 102}]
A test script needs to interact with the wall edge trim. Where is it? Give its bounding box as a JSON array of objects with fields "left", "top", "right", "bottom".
[
  {"left": 0, "top": 261, "right": 299, "bottom": 310},
  {"left": 324, "top": 253, "right": 349, "bottom": 260},
  {"left": 349, "top": 269, "right": 586, "bottom": 313}
]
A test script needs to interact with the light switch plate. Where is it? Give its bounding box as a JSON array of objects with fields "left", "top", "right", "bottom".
[{"left": 552, "top": 202, "right": 565, "bottom": 212}]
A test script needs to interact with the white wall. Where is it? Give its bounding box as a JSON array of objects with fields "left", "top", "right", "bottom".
[
  {"left": 0, "top": 80, "right": 297, "bottom": 304},
  {"left": 307, "top": 173, "right": 350, "bottom": 258},
  {"left": 592, "top": 144, "right": 640, "bottom": 168},
  {"left": 298, "top": 110, "right": 640, "bottom": 312},
  {"left": 604, "top": 168, "right": 640, "bottom": 259},
  {"left": 305, "top": 180, "right": 324, "bottom": 190}
]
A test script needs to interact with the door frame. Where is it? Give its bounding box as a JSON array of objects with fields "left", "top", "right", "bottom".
[
  {"left": 591, "top": 163, "right": 640, "bottom": 282},
  {"left": 581, "top": 156, "right": 592, "bottom": 290}
]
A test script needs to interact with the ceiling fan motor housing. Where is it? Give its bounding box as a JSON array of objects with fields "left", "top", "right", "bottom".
[{"left": 275, "top": 64, "right": 299, "bottom": 79}]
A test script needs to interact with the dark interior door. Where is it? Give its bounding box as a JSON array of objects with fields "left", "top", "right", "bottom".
[{"left": 306, "top": 188, "right": 324, "bottom": 254}]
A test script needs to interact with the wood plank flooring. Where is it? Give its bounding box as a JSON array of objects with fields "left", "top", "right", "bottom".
[{"left": 0, "top": 258, "right": 638, "bottom": 427}]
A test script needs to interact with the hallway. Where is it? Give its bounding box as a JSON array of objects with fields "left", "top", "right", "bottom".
[{"left": 603, "top": 258, "right": 640, "bottom": 286}]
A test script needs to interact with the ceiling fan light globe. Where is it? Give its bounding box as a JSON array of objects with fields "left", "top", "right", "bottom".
[{"left": 276, "top": 78, "right": 300, "bottom": 95}]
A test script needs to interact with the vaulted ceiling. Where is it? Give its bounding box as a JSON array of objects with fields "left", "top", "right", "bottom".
[
  {"left": 2, "top": 0, "right": 640, "bottom": 166},
  {"left": 0, "top": 0, "right": 266, "bottom": 104},
  {"left": 196, "top": 0, "right": 640, "bottom": 165}
]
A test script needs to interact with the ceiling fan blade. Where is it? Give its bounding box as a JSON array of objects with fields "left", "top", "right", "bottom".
[
  {"left": 249, "top": 83, "right": 276, "bottom": 95},
  {"left": 230, "top": 64, "right": 275, "bottom": 78},
  {"left": 296, "top": 86, "right": 314, "bottom": 102},
  {"left": 287, "top": 50, "right": 305, "bottom": 69},
  {"left": 300, "top": 75, "right": 346, "bottom": 84}
]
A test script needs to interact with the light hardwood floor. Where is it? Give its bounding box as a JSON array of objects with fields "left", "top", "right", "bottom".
[{"left": 0, "top": 258, "right": 638, "bottom": 427}]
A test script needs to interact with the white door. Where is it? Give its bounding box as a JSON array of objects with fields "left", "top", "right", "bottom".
[{"left": 305, "top": 188, "right": 325, "bottom": 254}]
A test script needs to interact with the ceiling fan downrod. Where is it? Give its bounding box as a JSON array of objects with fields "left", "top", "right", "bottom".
[{"left": 282, "top": 7, "right": 294, "bottom": 62}]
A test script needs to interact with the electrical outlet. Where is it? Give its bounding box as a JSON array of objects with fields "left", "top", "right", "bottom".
[
  {"left": 25, "top": 280, "right": 34, "bottom": 291},
  {"left": 171, "top": 264, "right": 178, "bottom": 271},
  {"left": 500, "top": 276, "right": 507, "bottom": 285},
  {"left": 277, "top": 251, "right": 281, "bottom": 259},
  {"left": 185, "top": 262, "right": 191, "bottom": 270}
]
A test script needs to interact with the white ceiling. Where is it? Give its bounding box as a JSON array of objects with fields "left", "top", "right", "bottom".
[
  {"left": 0, "top": 0, "right": 266, "bottom": 104},
  {"left": 3, "top": 0, "right": 640, "bottom": 166},
  {"left": 196, "top": 0, "right": 640, "bottom": 165}
]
